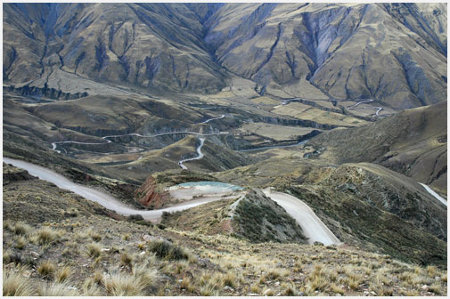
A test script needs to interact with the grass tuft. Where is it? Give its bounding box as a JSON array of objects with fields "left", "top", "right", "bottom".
[
  {"left": 38, "top": 282, "right": 78, "bottom": 296},
  {"left": 37, "top": 260, "right": 56, "bottom": 278},
  {"left": 35, "top": 227, "right": 59, "bottom": 245},
  {"left": 86, "top": 243, "right": 102, "bottom": 258},
  {"left": 14, "top": 236, "right": 27, "bottom": 250},
  {"left": 3, "top": 267, "right": 35, "bottom": 296},
  {"left": 120, "top": 252, "right": 133, "bottom": 268},
  {"left": 13, "top": 222, "right": 32, "bottom": 235},
  {"left": 55, "top": 266, "right": 72, "bottom": 283}
]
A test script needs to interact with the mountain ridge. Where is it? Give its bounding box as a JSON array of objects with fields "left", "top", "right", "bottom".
[{"left": 3, "top": 3, "right": 447, "bottom": 109}]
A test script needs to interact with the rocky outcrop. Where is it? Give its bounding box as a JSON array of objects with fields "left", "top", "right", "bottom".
[
  {"left": 134, "top": 176, "right": 170, "bottom": 209},
  {"left": 3, "top": 163, "right": 36, "bottom": 184},
  {"left": 5, "top": 85, "right": 88, "bottom": 100}
]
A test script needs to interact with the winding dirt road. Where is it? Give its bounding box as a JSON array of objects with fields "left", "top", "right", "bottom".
[
  {"left": 420, "top": 183, "right": 447, "bottom": 207},
  {"left": 4, "top": 157, "right": 343, "bottom": 245},
  {"left": 3, "top": 158, "right": 238, "bottom": 223},
  {"left": 178, "top": 137, "right": 205, "bottom": 170},
  {"left": 200, "top": 114, "right": 225, "bottom": 124},
  {"left": 263, "top": 189, "right": 341, "bottom": 245},
  {"left": 50, "top": 114, "right": 227, "bottom": 153}
]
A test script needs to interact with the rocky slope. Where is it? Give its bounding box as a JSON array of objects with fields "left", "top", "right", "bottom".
[{"left": 4, "top": 3, "right": 447, "bottom": 108}]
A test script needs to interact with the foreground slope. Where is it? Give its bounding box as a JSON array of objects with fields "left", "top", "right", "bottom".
[{"left": 3, "top": 164, "right": 447, "bottom": 296}]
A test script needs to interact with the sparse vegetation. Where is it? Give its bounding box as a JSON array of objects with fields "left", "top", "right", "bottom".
[{"left": 3, "top": 157, "right": 447, "bottom": 296}]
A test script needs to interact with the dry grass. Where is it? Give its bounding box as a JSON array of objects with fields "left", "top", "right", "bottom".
[
  {"left": 223, "top": 272, "right": 237, "bottom": 288},
  {"left": 103, "top": 266, "right": 158, "bottom": 296},
  {"left": 305, "top": 265, "right": 328, "bottom": 294},
  {"left": 37, "top": 260, "right": 56, "bottom": 278},
  {"left": 2, "top": 180, "right": 448, "bottom": 297},
  {"left": 14, "top": 236, "right": 27, "bottom": 250},
  {"left": 250, "top": 283, "right": 261, "bottom": 294},
  {"left": 34, "top": 227, "right": 60, "bottom": 245},
  {"left": 330, "top": 283, "right": 345, "bottom": 295},
  {"left": 93, "top": 270, "right": 104, "bottom": 285},
  {"left": 55, "top": 266, "right": 72, "bottom": 283},
  {"left": 88, "top": 229, "right": 102, "bottom": 242},
  {"left": 3, "top": 267, "right": 35, "bottom": 296},
  {"left": 86, "top": 243, "right": 102, "bottom": 258},
  {"left": 81, "top": 279, "right": 102, "bottom": 296},
  {"left": 38, "top": 282, "right": 78, "bottom": 296},
  {"left": 13, "top": 221, "right": 32, "bottom": 235},
  {"left": 427, "top": 265, "right": 438, "bottom": 277},
  {"left": 120, "top": 252, "right": 133, "bottom": 268},
  {"left": 180, "top": 276, "right": 195, "bottom": 292},
  {"left": 281, "top": 282, "right": 297, "bottom": 295}
]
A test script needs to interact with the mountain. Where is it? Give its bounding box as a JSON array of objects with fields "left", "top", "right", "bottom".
[
  {"left": 3, "top": 3, "right": 447, "bottom": 108},
  {"left": 2, "top": 3, "right": 448, "bottom": 296}
]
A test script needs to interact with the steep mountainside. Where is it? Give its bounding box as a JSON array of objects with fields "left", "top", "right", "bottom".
[
  {"left": 309, "top": 101, "right": 447, "bottom": 194},
  {"left": 3, "top": 3, "right": 228, "bottom": 94},
  {"left": 3, "top": 3, "right": 447, "bottom": 108},
  {"left": 204, "top": 3, "right": 446, "bottom": 108}
]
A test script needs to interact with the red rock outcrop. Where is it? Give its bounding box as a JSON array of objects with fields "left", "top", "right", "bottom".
[{"left": 134, "top": 176, "right": 170, "bottom": 209}]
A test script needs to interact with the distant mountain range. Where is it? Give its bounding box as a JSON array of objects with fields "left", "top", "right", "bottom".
[{"left": 3, "top": 3, "right": 447, "bottom": 109}]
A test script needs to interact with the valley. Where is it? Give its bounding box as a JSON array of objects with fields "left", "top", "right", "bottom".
[{"left": 2, "top": 2, "right": 447, "bottom": 297}]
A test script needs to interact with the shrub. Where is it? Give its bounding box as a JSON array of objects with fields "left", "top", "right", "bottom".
[{"left": 148, "top": 240, "right": 188, "bottom": 260}]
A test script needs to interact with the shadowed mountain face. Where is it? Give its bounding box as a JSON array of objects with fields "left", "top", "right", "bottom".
[{"left": 3, "top": 3, "right": 447, "bottom": 109}]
